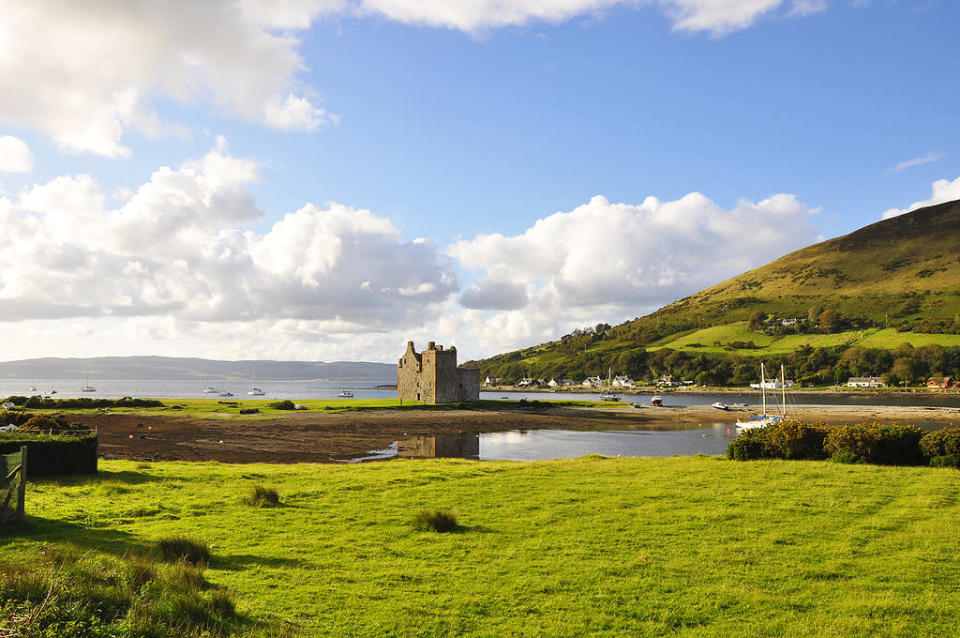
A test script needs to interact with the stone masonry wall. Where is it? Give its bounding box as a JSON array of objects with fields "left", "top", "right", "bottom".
[{"left": 397, "top": 341, "right": 479, "bottom": 404}]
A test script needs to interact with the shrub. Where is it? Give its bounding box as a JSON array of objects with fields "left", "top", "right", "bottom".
[
  {"left": 239, "top": 408, "right": 259, "bottom": 414},
  {"left": 268, "top": 400, "right": 296, "bottom": 410},
  {"left": 920, "top": 426, "right": 960, "bottom": 458},
  {"left": 0, "top": 432, "right": 98, "bottom": 477},
  {"left": 412, "top": 509, "right": 461, "bottom": 533},
  {"left": 766, "top": 420, "right": 829, "bottom": 460},
  {"left": 824, "top": 423, "right": 924, "bottom": 465},
  {"left": 18, "top": 413, "right": 71, "bottom": 432},
  {"left": 929, "top": 454, "right": 960, "bottom": 468},
  {"left": 158, "top": 536, "right": 210, "bottom": 566},
  {"left": 246, "top": 485, "right": 280, "bottom": 507},
  {"left": 726, "top": 434, "right": 766, "bottom": 461}
]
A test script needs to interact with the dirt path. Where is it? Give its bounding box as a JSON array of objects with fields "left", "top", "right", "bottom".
[{"left": 74, "top": 403, "right": 960, "bottom": 463}]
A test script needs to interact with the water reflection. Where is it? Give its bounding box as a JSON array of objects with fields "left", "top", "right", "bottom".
[
  {"left": 399, "top": 434, "right": 480, "bottom": 459},
  {"left": 385, "top": 425, "right": 737, "bottom": 462}
]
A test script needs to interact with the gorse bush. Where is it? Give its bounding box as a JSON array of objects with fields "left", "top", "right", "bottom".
[
  {"left": 728, "top": 420, "right": 926, "bottom": 466},
  {"left": 824, "top": 423, "right": 924, "bottom": 465},
  {"left": 246, "top": 485, "right": 280, "bottom": 507},
  {"left": 0, "top": 546, "right": 248, "bottom": 638},
  {"left": 3, "top": 396, "right": 164, "bottom": 409},
  {"left": 268, "top": 400, "right": 296, "bottom": 410},
  {"left": 158, "top": 536, "right": 211, "bottom": 566},
  {"left": 412, "top": 509, "right": 461, "bottom": 533},
  {"left": 919, "top": 426, "right": 960, "bottom": 458}
]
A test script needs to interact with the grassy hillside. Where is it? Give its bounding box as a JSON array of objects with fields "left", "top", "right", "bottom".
[
  {"left": 474, "top": 199, "right": 960, "bottom": 385},
  {"left": 6, "top": 457, "right": 960, "bottom": 636}
]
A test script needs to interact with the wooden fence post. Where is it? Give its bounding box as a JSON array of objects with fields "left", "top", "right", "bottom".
[{"left": 16, "top": 445, "right": 26, "bottom": 522}]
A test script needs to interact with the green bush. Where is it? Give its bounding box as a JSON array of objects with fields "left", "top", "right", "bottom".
[
  {"left": 239, "top": 408, "right": 259, "bottom": 414},
  {"left": 158, "top": 536, "right": 210, "bottom": 566},
  {"left": 3, "top": 395, "right": 164, "bottom": 410},
  {"left": 929, "top": 454, "right": 960, "bottom": 468},
  {"left": 246, "top": 485, "right": 280, "bottom": 507},
  {"left": 920, "top": 426, "right": 960, "bottom": 458},
  {"left": 766, "top": 420, "right": 829, "bottom": 460},
  {"left": 824, "top": 423, "right": 924, "bottom": 465},
  {"left": 0, "top": 432, "right": 97, "bottom": 477},
  {"left": 19, "top": 413, "right": 71, "bottom": 432},
  {"left": 726, "top": 434, "right": 766, "bottom": 460},
  {"left": 412, "top": 509, "right": 461, "bottom": 533},
  {"left": 268, "top": 400, "right": 296, "bottom": 410}
]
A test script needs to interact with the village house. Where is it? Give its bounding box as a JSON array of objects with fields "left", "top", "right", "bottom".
[
  {"left": 547, "top": 378, "right": 577, "bottom": 388},
  {"left": 927, "top": 377, "right": 958, "bottom": 390},
  {"left": 612, "top": 375, "right": 635, "bottom": 388},
  {"left": 398, "top": 341, "right": 480, "bottom": 404},
  {"left": 582, "top": 376, "right": 603, "bottom": 388},
  {"left": 750, "top": 378, "right": 795, "bottom": 390},
  {"left": 846, "top": 376, "right": 884, "bottom": 388}
]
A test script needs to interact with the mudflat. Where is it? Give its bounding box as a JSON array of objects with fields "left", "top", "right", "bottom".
[{"left": 70, "top": 402, "right": 960, "bottom": 463}]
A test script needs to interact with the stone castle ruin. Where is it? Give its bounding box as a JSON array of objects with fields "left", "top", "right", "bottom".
[{"left": 398, "top": 341, "right": 480, "bottom": 404}]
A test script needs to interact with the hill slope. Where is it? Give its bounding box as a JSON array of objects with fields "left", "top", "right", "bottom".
[{"left": 472, "top": 199, "right": 960, "bottom": 384}]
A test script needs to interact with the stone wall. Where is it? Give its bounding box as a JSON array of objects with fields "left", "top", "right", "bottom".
[{"left": 397, "top": 341, "right": 479, "bottom": 403}]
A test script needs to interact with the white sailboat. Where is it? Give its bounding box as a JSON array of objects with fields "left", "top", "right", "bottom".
[
  {"left": 246, "top": 368, "right": 265, "bottom": 396},
  {"left": 736, "top": 362, "right": 785, "bottom": 433},
  {"left": 81, "top": 372, "right": 96, "bottom": 393}
]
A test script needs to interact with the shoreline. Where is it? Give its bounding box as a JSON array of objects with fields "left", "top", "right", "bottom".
[
  {"left": 67, "top": 402, "right": 960, "bottom": 464},
  {"left": 484, "top": 386, "right": 958, "bottom": 398}
]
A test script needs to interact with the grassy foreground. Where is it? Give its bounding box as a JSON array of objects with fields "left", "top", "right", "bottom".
[{"left": 4, "top": 457, "right": 960, "bottom": 636}]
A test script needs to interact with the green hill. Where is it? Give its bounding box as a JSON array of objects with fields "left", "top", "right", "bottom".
[{"left": 471, "top": 198, "right": 960, "bottom": 386}]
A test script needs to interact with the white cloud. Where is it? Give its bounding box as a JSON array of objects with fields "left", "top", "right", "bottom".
[
  {"left": 0, "top": 136, "right": 33, "bottom": 173},
  {"left": 886, "top": 151, "right": 945, "bottom": 174},
  {"left": 881, "top": 176, "right": 960, "bottom": 220},
  {"left": 0, "top": 1, "right": 339, "bottom": 157},
  {"left": 0, "top": 143, "right": 457, "bottom": 336},
  {"left": 448, "top": 192, "right": 821, "bottom": 355},
  {"left": 359, "top": 0, "right": 823, "bottom": 35}
]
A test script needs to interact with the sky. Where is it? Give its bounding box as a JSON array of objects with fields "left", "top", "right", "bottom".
[{"left": 1, "top": 0, "right": 959, "bottom": 364}]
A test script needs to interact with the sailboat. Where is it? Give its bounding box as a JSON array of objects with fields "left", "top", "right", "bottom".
[
  {"left": 246, "top": 368, "right": 265, "bottom": 396},
  {"left": 81, "top": 372, "right": 96, "bottom": 393},
  {"left": 599, "top": 366, "right": 621, "bottom": 401},
  {"left": 735, "top": 362, "right": 785, "bottom": 433}
]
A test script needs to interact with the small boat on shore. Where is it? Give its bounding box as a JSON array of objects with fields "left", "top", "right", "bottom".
[
  {"left": 736, "top": 363, "right": 785, "bottom": 433},
  {"left": 711, "top": 402, "right": 729, "bottom": 411},
  {"left": 651, "top": 395, "right": 663, "bottom": 407}
]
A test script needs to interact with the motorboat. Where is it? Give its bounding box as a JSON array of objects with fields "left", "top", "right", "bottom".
[
  {"left": 203, "top": 386, "right": 218, "bottom": 394},
  {"left": 711, "top": 402, "right": 729, "bottom": 410},
  {"left": 337, "top": 390, "right": 354, "bottom": 398},
  {"left": 651, "top": 395, "right": 663, "bottom": 407},
  {"left": 247, "top": 387, "right": 265, "bottom": 396},
  {"left": 220, "top": 391, "right": 234, "bottom": 397},
  {"left": 599, "top": 392, "right": 621, "bottom": 401}
]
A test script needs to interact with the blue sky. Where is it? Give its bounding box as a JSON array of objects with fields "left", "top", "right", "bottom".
[{"left": 0, "top": 0, "right": 958, "bottom": 363}]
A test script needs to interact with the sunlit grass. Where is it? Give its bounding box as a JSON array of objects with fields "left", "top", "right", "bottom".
[{"left": 5, "top": 457, "right": 960, "bottom": 635}]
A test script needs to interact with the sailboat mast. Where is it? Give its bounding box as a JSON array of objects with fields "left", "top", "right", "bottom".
[
  {"left": 781, "top": 364, "right": 786, "bottom": 417},
  {"left": 761, "top": 362, "right": 766, "bottom": 418}
]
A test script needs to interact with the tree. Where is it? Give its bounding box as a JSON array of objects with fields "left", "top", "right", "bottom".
[
  {"left": 617, "top": 349, "right": 648, "bottom": 378},
  {"left": 818, "top": 310, "right": 840, "bottom": 333}
]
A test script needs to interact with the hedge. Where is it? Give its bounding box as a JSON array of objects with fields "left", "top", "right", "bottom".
[
  {"left": 3, "top": 396, "right": 163, "bottom": 409},
  {"left": 0, "top": 432, "right": 98, "bottom": 477},
  {"left": 919, "top": 426, "right": 960, "bottom": 458}
]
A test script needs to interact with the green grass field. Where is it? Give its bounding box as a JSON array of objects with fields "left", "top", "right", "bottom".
[{"left": 5, "top": 457, "right": 960, "bottom": 636}]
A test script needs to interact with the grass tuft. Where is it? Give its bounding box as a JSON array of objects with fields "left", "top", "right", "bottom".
[
  {"left": 246, "top": 485, "right": 281, "bottom": 507},
  {"left": 158, "top": 536, "right": 211, "bottom": 566},
  {"left": 412, "top": 508, "right": 461, "bottom": 533}
]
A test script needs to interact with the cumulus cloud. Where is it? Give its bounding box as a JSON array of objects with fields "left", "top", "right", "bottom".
[
  {"left": 0, "top": 136, "right": 33, "bottom": 173},
  {"left": 881, "top": 177, "right": 960, "bottom": 220},
  {"left": 885, "top": 151, "right": 945, "bottom": 174},
  {"left": 448, "top": 192, "right": 821, "bottom": 353},
  {"left": 359, "top": 0, "right": 826, "bottom": 35},
  {"left": 0, "top": 142, "right": 457, "bottom": 332},
  {"left": 0, "top": 1, "right": 338, "bottom": 157}
]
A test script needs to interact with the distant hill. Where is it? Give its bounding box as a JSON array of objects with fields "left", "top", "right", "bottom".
[
  {"left": 0, "top": 356, "right": 396, "bottom": 383},
  {"left": 471, "top": 199, "right": 960, "bottom": 385}
]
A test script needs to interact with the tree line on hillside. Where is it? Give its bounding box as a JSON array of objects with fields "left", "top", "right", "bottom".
[{"left": 477, "top": 343, "right": 960, "bottom": 388}]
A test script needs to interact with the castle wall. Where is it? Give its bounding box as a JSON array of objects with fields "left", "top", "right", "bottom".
[{"left": 397, "top": 341, "right": 479, "bottom": 404}]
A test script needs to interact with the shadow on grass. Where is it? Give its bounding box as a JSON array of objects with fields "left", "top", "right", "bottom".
[
  {"left": 212, "top": 553, "right": 303, "bottom": 571},
  {"left": 33, "top": 469, "right": 161, "bottom": 487},
  {"left": 3, "top": 514, "right": 154, "bottom": 556}
]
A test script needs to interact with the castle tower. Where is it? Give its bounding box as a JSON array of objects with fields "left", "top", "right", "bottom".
[{"left": 398, "top": 341, "right": 479, "bottom": 403}]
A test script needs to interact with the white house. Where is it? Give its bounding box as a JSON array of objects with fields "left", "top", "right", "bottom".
[
  {"left": 847, "top": 376, "right": 884, "bottom": 388},
  {"left": 612, "top": 375, "right": 635, "bottom": 388},
  {"left": 750, "top": 379, "right": 795, "bottom": 389},
  {"left": 582, "top": 376, "right": 603, "bottom": 388}
]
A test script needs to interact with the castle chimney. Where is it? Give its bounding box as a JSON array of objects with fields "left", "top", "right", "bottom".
[
  {"left": 406, "top": 340, "right": 415, "bottom": 351},
  {"left": 428, "top": 341, "right": 436, "bottom": 350}
]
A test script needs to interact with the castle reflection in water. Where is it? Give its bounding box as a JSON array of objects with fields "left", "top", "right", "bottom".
[{"left": 398, "top": 434, "right": 479, "bottom": 459}]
